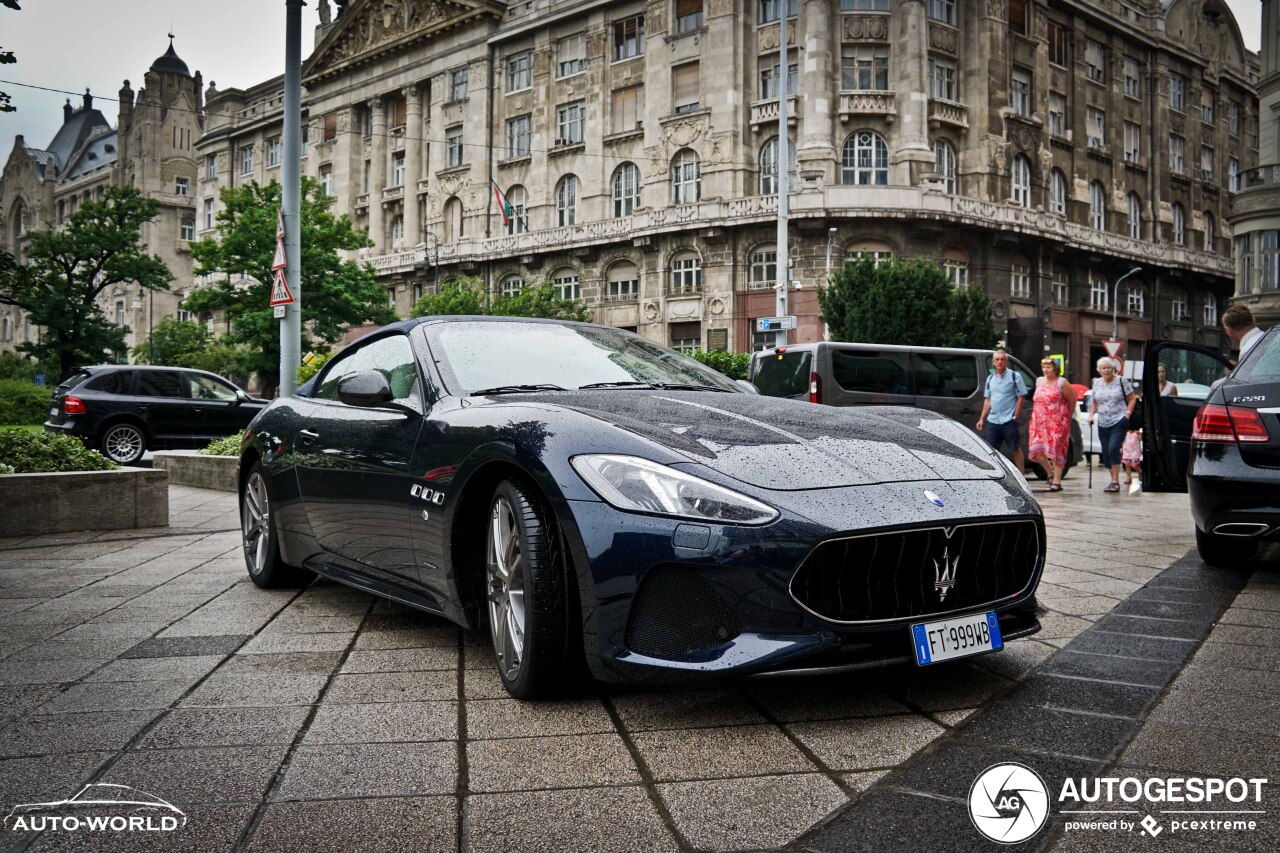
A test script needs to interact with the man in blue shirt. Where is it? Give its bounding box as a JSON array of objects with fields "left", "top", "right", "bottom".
[{"left": 976, "top": 351, "right": 1027, "bottom": 474}]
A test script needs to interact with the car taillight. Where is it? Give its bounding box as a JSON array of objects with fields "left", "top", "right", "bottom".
[
  {"left": 809, "top": 372, "right": 822, "bottom": 404},
  {"left": 63, "top": 396, "right": 86, "bottom": 414},
  {"left": 1193, "top": 404, "right": 1271, "bottom": 443}
]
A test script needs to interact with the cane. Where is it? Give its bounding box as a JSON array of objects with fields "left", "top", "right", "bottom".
[{"left": 1088, "top": 447, "right": 1093, "bottom": 489}]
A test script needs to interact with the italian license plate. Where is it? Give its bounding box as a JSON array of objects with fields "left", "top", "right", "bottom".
[
  {"left": 48, "top": 406, "right": 57, "bottom": 417},
  {"left": 912, "top": 611, "right": 1003, "bottom": 665}
]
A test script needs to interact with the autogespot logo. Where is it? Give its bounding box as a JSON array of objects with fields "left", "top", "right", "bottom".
[{"left": 969, "top": 763, "right": 1051, "bottom": 844}]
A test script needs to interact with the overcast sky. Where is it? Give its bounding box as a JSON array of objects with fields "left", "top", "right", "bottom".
[{"left": 0, "top": 0, "right": 1266, "bottom": 152}]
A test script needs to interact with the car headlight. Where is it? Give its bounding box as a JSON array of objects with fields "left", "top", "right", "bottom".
[
  {"left": 994, "top": 451, "right": 1031, "bottom": 493},
  {"left": 570, "top": 454, "right": 779, "bottom": 526}
]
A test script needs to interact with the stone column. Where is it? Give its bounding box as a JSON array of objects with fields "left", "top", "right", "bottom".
[
  {"left": 404, "top": 84, "right": 422, "bottom": 247},
  {"left": 797, "top": 0, "right": 836, "bottom": 185},
  {"left": 891, "top": 0, "right": 935, "bottom": 185},
  {"left": 368, "top": 95, "right": 387, "bottom": 251}
]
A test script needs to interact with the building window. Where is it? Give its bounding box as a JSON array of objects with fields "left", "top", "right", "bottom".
[
  {"left": 1049, "top": 169, "right": 1066, "bottom": 215},
  {"left": 749, "top": 245, "right": 777, "bottom": 289},
  {"left": 1087, "top": 107, "right": 1106, "bottom": 149},
  {"left": 267, "top": 137, "right": 281, "bottom": 167},
  {"left": 1169, "top": 134, "right": 1185, "bottom": 174},
  {"left": 943, "top": 252, "right": 969, "bottom": 289},
  {"left": 1048, "top": 92, "right": 1066, "bottom": 136},
  {"left": 1201, "top": 88, "right": 1215, "bottom": 124},
  {"left": 1200, "top": 146, "right": 1215, "bottom": 182},
  {"left": 391, "top": 152, "right": 405, "bottom": 186},
  {"left": 507, "top": 51, "right": 532, "bottom": 92},
  {"left": 1172, "top": 289, "right": 1190, "bottom": 322},
  {"left": 927, "top": 57, "right": 956, "bottom": 100},
  {"left": 670, "top": 321, "right": 702, "bottom": 354},
  {"left": 611, "top": 86, "right": 643, "bottom": 134},
  {"left": 675, "top": 0, "right": 704, "bottom": 33},
  {"left": 1010, "top": 259, "right": 1031, "bottom": 299},
  {"left": 1169, "top": 74, "right": 1185, "bottom": 111},
  {"left": 840, "top": 0, "right": 889, "bottom": 9},
  {"left": 1204, "top": 292, "right": 1218, "bottom": 326},
  {"left": 845, "top": 240, "right": 895, "bottom": 267},
  {"left": 556, "top": 102, "right": 585, "bottom": 145},
  {"left": 323, "top": 112, "right": 338, "bottom": 141},
  {"left": 1229, "top": 101, "right": 1241, "bottom": 136},
  {"left": 320, "top": 166, "right": 333, "bottom": 197},
  {"left": 1089, "top": 271, "right": 1108, "bottom": 310},
  {"left": 174, "top": 176, "right": 189, "bottom": 197},
  {"left": 1127, "top": 284, "right": 1145, "bottom": 316},
  {"left": 1127, "top": 192, "right": 1142, "bottom": 240},
  {"left": 1085, "top": 40, "right": 1105, "bottom": 82},
  {"left": 671, "top": 149, "right": 702, "bottom": 204},
  {"left": 1089, "top": 181, "right": 1106, "bottom": 230},
  {"left": 391, "top": 216, "right": 405, "bottom": 249},
  {"left": 1172, "top": 203, "right": 1185, "bottom": 245},
  {"left": 389, "top": 95, "right": 407, "bottom": 128},
  {"left": 1053, "top": 270, "right": 1070, "bottom": 305},
  {"left": 1203, "top": 211, "right": 1215, "bottom": 252},
  {"left": 1008, "top": 0, "right": 1027, "bottom": 35},
  {"left": 760, "top": 61, "right": 799, "bottom": 99},
  {"left": 1229, "top": 158, "right": 1240, "bottom": 192},
  {"left": 446, "top": 126, "right": 463, "bottom": 167},
  {"left": 301, "top": 125, "right": 309, "bottom": 156},
  {"left": 1123, "top": 58, "right": 1141, "bottom": 98},
  {"left": 671, "top": 252, "right": 702, "bottom": 293},
  {"left": 449, "top": 67, "right": 468, "bottom": 101},
  {"left": 1011, "top": 68, "right": 1031, "bottom": 117},
  {"left": 612, "top": 162, "right": 641, "bottom": 217},
  {"left": 759, "top": 0, "right": 798, "bottom": 24},
  {"left": 500, "top": 275, "right": 523, "bottom": 298},
  {"left": 180, "top": 218, "right": 194, "bottom": 241},
  {"left": 503, "top": 185, "right": 527, "bottom": 235},
  {"left": 506, "top": 114, "right": 531, "bottom": 158},
  {"left": 841, "top": 130, "right": 889, "bottom": 185},
  {"left": 1011, "top": 155, "right": 1031, "bottom": 208},
  {"left": 115, "top": 300, "right": 126, "bottom": 327},
  {"left": 203, "top": 198, "right": 214, "bottom": 230},
  {"left": 928, "top": 0, "right": 956, "bottom": 24},
  {"left": 934, "top": 140, "right": 956, "bottom": 194},
  {"left": 613, "top": 15, "right": 645, "bottom": 61},
  {"left": 444, "top": 196, "right": 464, "bottom": 241},
  {"left": 240, "top": 145, "right": 254, "bottom": 175},
  {"left": 759, "top": 136, "right": 795, "bottom": 195},
  {"left": 672, "top": 62, "right": 701, "bottom": 114},
  {"left": 204, "top": 154, "right": 217, "bottom": 180},
  {"left": 1123, "top": 121, "right": 1141, "bottom": 163},
  {"left": 557, "top": 34, "right": 585, "bottom": 78},
  {"left": 552, "top": 269, "right": 581, "bottom": 301},
  {"left": 607, "top": 261, "right": 639, "bottom": 301},
  {"left": 1047, "top": 23, "right": 1068, "bottom": 67},
  {"left": 555, "top": 174, "right": 578, "bottom": 226}
]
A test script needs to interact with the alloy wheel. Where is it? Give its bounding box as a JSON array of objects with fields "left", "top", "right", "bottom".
[
  {"left": 102, "top": 425, "right": 144, "bottom": 463},
  {"left": 242, "top": 471, "right": 271, "bottom": 576},
  {"left": 486, "top": 496, "right": 527, "bottom": 681}
]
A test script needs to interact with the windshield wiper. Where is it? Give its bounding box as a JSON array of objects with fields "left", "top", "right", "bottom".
[
  {"left": 652, "top": 383, "right": 735, "bottom": 392},
  {"left": 470, "top": 384, "right": 566, "bottom": 396},
  {"left": 577, "top": 381, "right": 659, "bottom": 390}
]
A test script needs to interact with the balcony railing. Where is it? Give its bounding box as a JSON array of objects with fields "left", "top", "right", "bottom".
[
  {"left": 1240, "top": 164, "right": 1280, "bottom": 190},
  {"left": 927, "top": 98, "right": 968, "bottom": 130},
  {"left": 750, "top": 96, "right": 799, "bottom": 129},
  {"left": 839, "top": 91, "right": 896, "bottom": 123}
]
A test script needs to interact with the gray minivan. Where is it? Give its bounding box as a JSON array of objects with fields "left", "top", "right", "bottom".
[{"left": 748, "top": 342, "right": 1082, "bottom": 478}]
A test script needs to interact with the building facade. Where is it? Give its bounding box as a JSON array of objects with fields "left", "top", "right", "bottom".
[
  {"left": 194, "top": 0, "right": 1258, "bottom": 383},
  {"left": 1227, "top": 0, "right": 1280, "bottom": 328},
  {"left": 0, "top": 39, "right": 205, "bottom": 359}
]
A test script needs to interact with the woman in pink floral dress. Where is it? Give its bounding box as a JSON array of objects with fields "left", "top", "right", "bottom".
[{"left": 1028, "top": 358, "right": 1077, "bottom": 491}]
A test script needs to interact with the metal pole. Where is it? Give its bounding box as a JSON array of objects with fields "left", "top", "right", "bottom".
[
  {"left": 774, "top": 4, "right": 789, "bottom": 348},
  {"left": 1110, "top": 266, "right": 1142, "bottom": 343},
  {"left": 279, "top": 0, "right": 303, "bottom": 397}
]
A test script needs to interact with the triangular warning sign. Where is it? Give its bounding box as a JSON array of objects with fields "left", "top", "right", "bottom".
[
  {"left": 276, "top": 207, "right": 285, "bottom": 240},
  {"left": 272, "top": 238, "right": 286, "bottom": 271},
  {"left": 269, "top": 269, "right": 294, "bottom": 306}
]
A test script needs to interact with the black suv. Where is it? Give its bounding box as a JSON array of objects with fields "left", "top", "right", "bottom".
[{"left": 44, "top": 365, "right": 268, "bottom": 464}]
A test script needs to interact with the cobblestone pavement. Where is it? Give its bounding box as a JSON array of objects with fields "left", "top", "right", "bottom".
[{"left": 0, "top": 482, "right": 1273, "bottom": 852}]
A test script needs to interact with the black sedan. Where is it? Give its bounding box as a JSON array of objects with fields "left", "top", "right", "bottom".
[
  {"left": 238, "top": 317, "right": 1045, "bottom": 698},
  {"left": 45, "top": 365, "right": 268, "bottom": 464},
  {"left": 1145, "top": 329, "right": 1280, "bottom": 565}
]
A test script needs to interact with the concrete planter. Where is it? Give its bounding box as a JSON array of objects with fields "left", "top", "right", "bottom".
[
  {"left": 152, "top": 450, "right": 239, "bottom": 492},
  {"left": 0, "top": 467, "right": 169, "bottom": 535}
]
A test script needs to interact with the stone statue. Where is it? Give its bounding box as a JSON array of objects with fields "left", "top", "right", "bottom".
[
  {"left": 335, "top": 0, "right": 349, "bottom": 19},
  {"left": 318, "top": 0, "right": 331, "bottom": 25}
]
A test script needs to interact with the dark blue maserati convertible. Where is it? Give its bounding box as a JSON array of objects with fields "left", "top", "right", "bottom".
[{"left": 238, "top": 317, "right": 1044, "bottom": 698}]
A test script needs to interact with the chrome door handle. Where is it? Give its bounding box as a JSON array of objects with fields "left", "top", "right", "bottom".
[{"left": 298, "top": 429, "right": 320, "bottom": 445}]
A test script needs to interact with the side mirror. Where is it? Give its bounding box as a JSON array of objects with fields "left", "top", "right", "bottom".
[
  {"left": 234, "top": 389, "right": 251, "bottom": 405},
  {"left": 338, "top": 370, "right": 394, "bottom": 407},
  {"left": 735, "top": 379, "right": 759, "bottom": 394}
]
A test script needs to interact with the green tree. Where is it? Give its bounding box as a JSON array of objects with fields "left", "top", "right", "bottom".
[
  {"left": 411, "top": 276, "right": 589, "bottom": 321},
  {"left": 131, "top": 317, "right": 212, "bottom": 366},
  {"left": 819, "top": 256, "right": 995, "bottom": 348},
  {"left": 0, "top": 187, "right": 173, "bottom": 380},
  {"left": 412, "top": 276, "right": 487, "bottom": 317},
  {"left": 186, "top": 178, "right": 395, "bottom": 397},
  {"left": 690, "top": 349, "right": 751, "bottom": 380}
]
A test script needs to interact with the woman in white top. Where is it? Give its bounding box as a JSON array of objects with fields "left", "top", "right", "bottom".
[{"left": 1157, "top": 364, "right": 1178, "bottom": 397}]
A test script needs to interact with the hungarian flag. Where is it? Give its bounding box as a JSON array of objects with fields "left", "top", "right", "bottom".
[{"left": 492, "top": 181, "right": 513, "bottom": 228}]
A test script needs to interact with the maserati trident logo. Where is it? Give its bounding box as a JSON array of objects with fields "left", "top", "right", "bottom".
[
  {"left": 933, "top": 547, "right": 959, "bottom": 601},
  {"left": 924, "top": 490, "right": 944, "bottom": 507}
]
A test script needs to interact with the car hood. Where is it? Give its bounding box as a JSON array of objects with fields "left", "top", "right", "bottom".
[{"left": 513, "top": 391, "right": 1004, "bottom": 490}]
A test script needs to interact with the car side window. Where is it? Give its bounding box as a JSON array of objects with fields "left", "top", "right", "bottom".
[
  {"left": 314, "top": 347, "right": 362, "bottom": 401},
  {"left": 914, "top": 354, "right": 979, "bottom": 399},
  {"left": 357, "top": 334, "right": 419, "bottom": 403},
  {"left": 88, "top": 371, "right": 134, "bottom": 395},
  {"left": 187, "top": 374, "right": 239, "bottom": 402},
  {"left": 831, "top": 350, "right": 914, "bottom": 395},
  {"left": 135, "top": 371, "right": 186, "bottom": 398}
]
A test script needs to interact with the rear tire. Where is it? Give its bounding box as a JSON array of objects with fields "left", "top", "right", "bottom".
[
  {"left": 484, "top": 479, "right": 576, "bottom": 699},
  {"left": 241, "top": 462, "right": 311, "bottom": 588},
  {"left": 100, "top": 422, "right": 147, "bottom": 465},
  {"left": 1195, "top": 527, "right": 1257, "bottom": 568}
]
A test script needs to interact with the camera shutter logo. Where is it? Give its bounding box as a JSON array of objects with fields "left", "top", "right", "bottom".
[{"left": 969, "top": 763, "right": 1050, "bottom": 844}]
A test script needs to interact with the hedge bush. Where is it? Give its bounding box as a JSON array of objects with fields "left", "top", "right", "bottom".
[
  {"left": 0, "top": 430, "right": 118, "bottom": 473},
  {"left": 199, "top": 431, "right": 245, "bottom": 457},
  {"left": 0, "top": 462, "right": 14, "bottom": 475},
  {"left": 0, "top": 379, "right": 53, "bottom": 425}
]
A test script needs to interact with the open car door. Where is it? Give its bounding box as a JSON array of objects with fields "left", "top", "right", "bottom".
[{"left": 1143, "top": 342, "right": 1235, "bottom": 491}]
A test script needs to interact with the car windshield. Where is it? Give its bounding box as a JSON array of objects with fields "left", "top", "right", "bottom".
[
  {"left": 1232, "top": 327, "right": 1280, "bottom": 383},
  {"left": 427, "top": 321, "right": 741, "bottom": 395}
]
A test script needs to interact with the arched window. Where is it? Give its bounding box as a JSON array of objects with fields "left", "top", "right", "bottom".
[
  {"left": 606, "top": 261, "right": 639, "bottom": 301},
  {"left": 1203, "top": 291, "right": 1218, "bottom": 326},
  {"left": 1089, "top": 181, "right": 1106, "bottom": 230},
  {"left": 749, "top": 243, "right": 777, "bottom": 288},
  {"left": 1172, "top": 203, "right": 1185, "bottom": 245},
  {"left": 499, "top": 274, "right": 524, "bottom": 298},
  {"left": 391, "top": 215, "right": 405, "bottom": 249},
  {"left": 555, "top": 175, "right": 578, "bottom": 226},
  {"left": 942, "top": 247, "right": 968, "bottom": 288},
  {"left": 551, "top": 267, "right": 581, "bottom": 301},
  {"left": 841, "top": 130, "right": 889, "bottom": 185},
  {"left": 1203, "top": 211, "right": 1215, "bottom": 252},
  {"left": 844, "top": 239, "right": 895, "bottom": 267},
  {"left": 1011, "top": 155, "right": 1031, "bottom": 208},
  {"left": 180, "top": 218, "right": 195, "bottom": 241},
  {"left": 611, "top": 163, "right": 640, "bottom": 218},
  {"left": 670, "top": 250, "right": 702, "bottom": 294},
  {"left": 1049, "top": 169, "right": 1067, "bottom": 215},
  {"left": 505, "top": 185, "right": 527, "bottom": 235},
  {"left": 443, "top": 196, "right": 464, "bottom": 241},
  {"left": 934, "top": 140, "right": 957, "bottom": 194},
  {"left": 1127, "top": 192, "right": 1142, "bottom": 240},
  {"left": 671, "top": 149, "right": 701, "bottom": 204},
  {"left": 759, "top": 137, "right": 796, "bottom": 195}
]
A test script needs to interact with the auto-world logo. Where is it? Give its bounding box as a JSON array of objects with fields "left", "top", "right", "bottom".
[
  {"left": 4, "top": 784, "right": 187, "bottom": 833},
  {"left": 968, "top": 763, "right": 1051, "bottom": 844}
]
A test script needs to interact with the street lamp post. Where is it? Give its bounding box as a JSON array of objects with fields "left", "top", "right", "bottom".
[
  {"left": 825, "top": 226, "right": 838, "bottom": 284},
  {"left": 1110, "top": 266, "right": 1143, "bottom": 343},
  {"left": 420, "top": 230, "right": 441, "bottom": 293}
]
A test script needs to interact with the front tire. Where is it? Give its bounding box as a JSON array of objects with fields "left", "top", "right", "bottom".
[
  {"left": 241, "top": 462, "right": 310, "bottom": 588},
  {"left": 100, "top": 422, "right": 147, "bottom": 465},
  {"left": 485, "top": 479, "right": 575, "bottom": 699},
  {"left": 1195, "top": 527, "right": 1258, "bottom": 568}
]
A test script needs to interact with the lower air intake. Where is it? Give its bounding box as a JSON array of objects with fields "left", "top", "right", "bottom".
[{"left": 625, "top": 565, "right": 741, "bottom": 660}]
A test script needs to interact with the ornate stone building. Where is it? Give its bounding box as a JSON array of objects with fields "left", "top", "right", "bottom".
[
  {"left": 0, "top": 39, "right": 205, "bottom": 358},
  {"left": 1227, "top": 0, "right": 1280, "bottom": 328},
  {"left": 192, "top": 0, "right": 1257, "bottom": 382}
]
